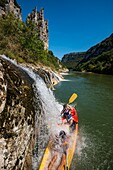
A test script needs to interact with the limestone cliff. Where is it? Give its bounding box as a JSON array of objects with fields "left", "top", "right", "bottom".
[
  {"left": 0, "top": 55, "right": 62, "bottom": 170},
  {"left": 0, "top": 0, "right": 22, "bottom": 19},
  {"left": 0, "top": 55, "right": 50, "bottom": 170},
  {"left": 0, "top": 56, "right": 35, "bottom": 170},
  {"left": 62, "top": 52, "right": 85, "bottom": 69},
  {"left": 20, "top": 62, "right": 63, "bottom": 88},
  {"left": 26, "top": 7, "right": 48, "bottom": 50}
]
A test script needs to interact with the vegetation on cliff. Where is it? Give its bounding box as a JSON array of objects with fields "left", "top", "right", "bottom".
[
  {"left": 0, "top": 14, "right": 62, "bottom": 70},
  {"left": 75, "top": 49, "right": 113, "bottom": 74},
  {"left": 62, "top": 52, "right": 85, "bottom": 69},
  {"left": 62, "top": 34, "right": 113, "bottom": 74}
]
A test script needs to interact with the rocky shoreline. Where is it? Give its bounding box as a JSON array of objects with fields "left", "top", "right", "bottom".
[{"left": 20, "top": 62, "right": 63, "bottom": 88}]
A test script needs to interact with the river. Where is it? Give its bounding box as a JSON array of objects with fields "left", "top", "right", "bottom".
[{"left": 54, "top": 72, "right": 113, "bottom": 170}]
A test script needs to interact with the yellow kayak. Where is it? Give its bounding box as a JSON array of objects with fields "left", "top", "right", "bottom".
[{"left": 38, "top": 123, "right": 78, "bottom": 170}]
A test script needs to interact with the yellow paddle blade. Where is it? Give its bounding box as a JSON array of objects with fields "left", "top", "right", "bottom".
[{"left": 68, "top": 93, "right": 78, "bottom": 104}]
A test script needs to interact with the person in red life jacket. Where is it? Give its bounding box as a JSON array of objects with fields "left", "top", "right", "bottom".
[
  {"left": 68, "top": 106, "right": 78, "bottom": 123},
  {"left": 60, "top": 104, "right": 78, "bottom": 131},
  {"left": 68, "top": 105, "right": 78, "bottom": 131}
]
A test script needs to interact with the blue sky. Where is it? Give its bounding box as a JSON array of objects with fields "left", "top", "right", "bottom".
[{"left": 17, "top": 0, "right": 113, "bottom": 59}]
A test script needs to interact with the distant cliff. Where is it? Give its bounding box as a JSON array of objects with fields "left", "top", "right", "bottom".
[
  {"left": 83, "top": 33, "right": 113, "bottom": 61},
  {"left": 62, "top": 52, "right": 85, "bottom": 69},
  {"left": 62, "top": 33, "right": 113, "bottom": 74},
  {"left": 0, "top": 0, "right": 21, "bottom": 19}
]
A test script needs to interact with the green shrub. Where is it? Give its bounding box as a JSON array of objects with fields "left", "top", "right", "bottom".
[
  {"left": 77, "top": 49, "right": 113, "bottom": 74},
  {"left": 0, "top": 13, "right": 63, "bottom": 70}
]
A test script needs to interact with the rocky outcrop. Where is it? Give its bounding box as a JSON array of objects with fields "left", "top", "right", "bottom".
[
  {"left": 26, "top": 7, "right": 48, "bottom": 50},
  {"left": 0, "top": 0, "right": 22, "bottom": 19},
  {"left": 62, "top": 52, "right": 85, "bottom": 63},
  {"left": 0, "top": 62, "right": 7, "bottom": 113},
  {"left": 0, "top": 56, "right": 35, "bottom": 170},
  {"left": 62, "top": 52, "right": 85, "bottom": 69},
  {"left": 0, "top": 1, "right": 48, "bottom": 50},
  {"left": 35, "top": 68, "right": 60, "bottom": 87},
  {"left": 20, "top": 63, "right": 63, "bottom": 89},
  {"left": 0, "top": 55, "right": 62, "bottom": 170}
]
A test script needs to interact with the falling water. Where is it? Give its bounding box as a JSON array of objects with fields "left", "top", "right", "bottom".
[
  {"left": 20, "top": 63, "right": 71, "bottom": 169},
  {"left": 1, "top": 55, "right": 70, "bottom": 169}
]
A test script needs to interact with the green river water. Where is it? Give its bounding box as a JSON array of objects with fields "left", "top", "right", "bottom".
[{"left": 54, "top": 72, "right": 113, "bottom": 170}]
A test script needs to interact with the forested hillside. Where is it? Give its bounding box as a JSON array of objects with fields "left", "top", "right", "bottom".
[
  {"left": 76, "top": 49, "right": 113, "bottom": 74},
  {"left": 62, "top": 52, "right": 85, "bottom": 69},
  {"left": 62, "top": 34, "right": 113, "bottom": 74}
]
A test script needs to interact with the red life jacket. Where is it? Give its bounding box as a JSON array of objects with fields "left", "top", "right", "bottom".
[{"left": 70, "top": 107, "right": 78, "bottom": 123}]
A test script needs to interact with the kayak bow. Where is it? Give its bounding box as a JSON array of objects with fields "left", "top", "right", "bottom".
[{"left": 38, "top": 123, "right": 78, "bottom": 170}]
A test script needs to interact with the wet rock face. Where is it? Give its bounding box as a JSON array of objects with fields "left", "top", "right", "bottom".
[
  {"left": 21, "top": 63, "right": 62, "bottom": 89},
  {"left": 0, "top": 63, "right": 7, "bottom": 113},
  {"left": 0, "top": 56, "right": 61, "bottom": 170},
  {"left": 0, "top": 57, "right": 35, "bottom": 170},
  {"left": 35, "top": 68, "right": 52, "bottom": 88}
]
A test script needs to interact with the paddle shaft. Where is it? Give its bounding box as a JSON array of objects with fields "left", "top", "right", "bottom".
[{"left": 68, "top": 93, "right": 78, "bottom": 104}]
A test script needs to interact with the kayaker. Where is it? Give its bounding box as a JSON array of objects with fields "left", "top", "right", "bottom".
[
  {"left": 59, "top": 130, "right": 70, "bottom": 154},
  {"left": 48, "top": 131, "right": 69, "bottom": 170},
  {"left": 61, "top": 104, "right": 69, "bottom": 118},
  {"left": 61, "top": 104, "right": 78, "bottom": 131},
  {"left": 61, "top": 104, "right": 71, "bottom": 124},
  {"left": 59, "top": 130, "right": 67, "bottom": 143}
]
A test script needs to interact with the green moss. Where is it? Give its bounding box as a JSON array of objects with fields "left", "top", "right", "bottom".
[{"left": 19, "top": 85, "right": 30, "bottom": 90}]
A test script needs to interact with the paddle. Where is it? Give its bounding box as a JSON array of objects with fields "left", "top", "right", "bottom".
[
  {"left": 65, "top": 93, "right": 78, "bottom": 170},
  {"left": 68, "top": 93, "right": 78, "bottom": 104}
]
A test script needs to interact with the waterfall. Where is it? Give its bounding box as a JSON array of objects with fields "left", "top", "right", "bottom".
[
  {"left": 0, "top": 55, "right": 69, "bottom": 169},
  {"left": 20, "top": 63, "right": 63, "bottom": 169}
]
